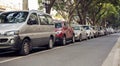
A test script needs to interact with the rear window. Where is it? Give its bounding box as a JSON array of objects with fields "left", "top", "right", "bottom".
[
  {"left": 83, "top": 26, "right": 90, "bottom": 30},
  {"left": 55, "top": 23, "right": 62, "bottom": 28},
  {"left": 73, "top": 26, "right": 80, "bottom": 30}
]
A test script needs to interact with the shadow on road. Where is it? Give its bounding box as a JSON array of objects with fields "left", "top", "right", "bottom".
[
  {"left": 0, "top": 43, "right": 61, "bottom": 57},
  {"left": 0, "top": 47, "right": 47, "bottom": 57}
]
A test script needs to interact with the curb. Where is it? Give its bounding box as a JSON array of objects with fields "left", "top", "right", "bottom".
[{"left": 102, "top": 37, "right": 120, "bottom": 66}]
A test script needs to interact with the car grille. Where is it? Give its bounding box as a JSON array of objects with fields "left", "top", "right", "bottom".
[{"left": 0, "top": 39, "right": 8, "bottom": 43}]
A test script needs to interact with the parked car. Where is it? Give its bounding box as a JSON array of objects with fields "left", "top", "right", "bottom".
[
  {"left": 97, "top": 26, "right": 105, "bottom": 36},
  {"left": 0, "top": 10, "right": 55, "bottom": 55},
  {"left": 72, "top": 25, "right": 87, "bottom": 41},
  {"left": 54, "top": 20, "right": 75, "bottom": 45},
  {"left": 82, "top": 25, "right": 94, "bottom": 39},
  {"left": 109, "top": 27, "right": 115, "bottom": 34},
  {"left": 91, "top": 26, "right": 99, "bottom": 37}
]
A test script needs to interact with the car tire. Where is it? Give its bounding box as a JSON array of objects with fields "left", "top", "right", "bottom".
[
  {"left": 47, "top": 38, "right": 54, "bottom": 49},
  {"left": 72, "top": 35, "right": 75, "bottom": 43},
  {"left": 61, "top": 36, "right": 66, "bottom": 46},
  {"left": 19, "top": 39, "right": 30, "bottom": 55},
  {"left": 88, "top": 36, "right": 91, "bottom": 39},
  {"left": 89, "top": 33, "right": 92, "bottom": 39}
]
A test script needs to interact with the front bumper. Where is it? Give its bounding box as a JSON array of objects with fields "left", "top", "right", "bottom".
[
  {"left": 0, "top": 35, "right": 22, "bottom": 50},
  {"left": 75, "top": 34, "right": 79, "bottom": 40},
  {"left": 55, "top": 37, "right": 63, "bottom": 42}
]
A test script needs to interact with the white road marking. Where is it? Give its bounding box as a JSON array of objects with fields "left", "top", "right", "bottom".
[{"left": 0, "top": 57, "right": 22, "bottom": 64}]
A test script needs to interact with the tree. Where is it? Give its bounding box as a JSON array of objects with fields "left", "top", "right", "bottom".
[
  {"left": 38, "top": 0, "right": 56, "bottom": 14},
  {"left": 38, "top": 0, "right": 120, "bottom": 27}
]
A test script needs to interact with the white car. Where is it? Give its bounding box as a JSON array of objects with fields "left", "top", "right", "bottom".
[
  {"left": 82, "top": 25, "right": 94, "bottom": 39},
  {"left": 72, "top": 25, "right": 87, "bottom": 41},
  {"left": 91, "top": 26, "right": 99, "bottom": 37},
  {"left": 98, "top": 27, "right": 105, "bottom": 36}
]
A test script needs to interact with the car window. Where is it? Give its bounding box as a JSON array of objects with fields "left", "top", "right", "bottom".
[
  {"left": 83, "top": 26, "right": 89, "bottom": 30},
  {"left": 0, "top": 12, "right": 28, "bottom": 23},
  {"left": 39, "top": 14, "right": 53, "bottom": 25},
  {"left": 73, "top": 26, "right": 80, "bottom": 30},
  {"left": 55, "top": 22, "right": 62, "bottom": 28},
  {"left": 46, "top": 15, "right": 54, "bottom": 25},
  {"left": 28, "top": 13, "right": 39, "bottom": 25},
  {"left": 39, "top": 15, "right": 48, "bottom": 25}
]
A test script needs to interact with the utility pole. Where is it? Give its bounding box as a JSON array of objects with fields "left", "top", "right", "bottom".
[{"left": 23, "top": 0, "right": 28, "bottom": 10}]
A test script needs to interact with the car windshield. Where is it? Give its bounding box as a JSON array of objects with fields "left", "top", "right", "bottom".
[
  {"left": 83, "top": 26, "right": 89, "bottom": 30},
  {"left": 55, "top": 23, "right": 62, "bottom": 28},
  {"left": 73, "top": 26, "right": 80, "bottom": 30},
  {"left": 0, "top": 11, "right": 28, "bottom": 24}
]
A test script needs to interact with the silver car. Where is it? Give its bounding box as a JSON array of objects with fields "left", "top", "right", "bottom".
[
  {"left": 0, "top": 10, "right": 55, "bottom": 55},
  {"left": 82, "top": 25, "right": 94, "bottom": 39},
  {"left": 72, "top": 25, "right": 87, "bottom": 41}
]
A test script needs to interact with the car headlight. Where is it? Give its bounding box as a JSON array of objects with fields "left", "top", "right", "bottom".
[{"left": 5, "top": 30, "right": 19, "bottom": 36}]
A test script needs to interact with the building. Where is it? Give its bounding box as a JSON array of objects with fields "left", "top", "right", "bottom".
[{"left": 0, "top": 0, "right": 39, "bottom": 11}]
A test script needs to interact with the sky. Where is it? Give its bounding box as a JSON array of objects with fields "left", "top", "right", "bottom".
[{"left": 0, "top": 0, "right": 39, "bottom": 10}]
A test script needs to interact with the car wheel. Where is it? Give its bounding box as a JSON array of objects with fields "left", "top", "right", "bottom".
[
  {"left": 62, "top": 36, "right": 66, "bottom": 46},
  {"left": 19, "top": 39, "right": 30, "bottom": 55},
  {"left": 72, "top": 35, "right": 75, "bottom": 43},
  {"left": 88, "top": 36, "right": 91, "bottom": 39},
  {"left": 89, "top": 33, "right": 92, "bottom": 39},
  {"left": 47, "top": 38, "right": 54, "bottom": 49}
]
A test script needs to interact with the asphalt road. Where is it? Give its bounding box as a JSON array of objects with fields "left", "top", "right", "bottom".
[{"left": 0, "top": 33, "right": 119, "bottom": 66}]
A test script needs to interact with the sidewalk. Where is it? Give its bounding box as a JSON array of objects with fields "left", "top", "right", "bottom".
[{"left": 102, "top": 37, "right": 120, "bottom": 66}]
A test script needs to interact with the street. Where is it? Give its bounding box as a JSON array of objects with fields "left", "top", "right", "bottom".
[{"left": 0, "top": 33, "right": 119, "bottom": 66}]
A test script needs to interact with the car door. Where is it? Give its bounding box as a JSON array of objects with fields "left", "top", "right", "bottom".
[
  {"left": 25, "top": 12, "right": 40, "bottom": 47},
  {"left": 64, "top": 23, "right": 72, "bottom": 39},
  {"left": 38, "top": 14, "right": 54, "bottom": 46}
]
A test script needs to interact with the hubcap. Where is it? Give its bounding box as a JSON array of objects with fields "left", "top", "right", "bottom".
[
  {"left": 79, "top": 36, "right": 81, "bottom": 41},
  {"left": 23, "top": 43, "right": 29, "bottom": 54},
  {"left": 49, "top": 39, "right": 53, "bottom": 48},
  {"left": 63, "top": 37, "right": 66, "bottom": 45},
  {"left": 73, "top": 36, "right": 75, "bottom": 42}
]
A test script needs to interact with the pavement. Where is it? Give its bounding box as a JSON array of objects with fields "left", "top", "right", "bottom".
[
  {"left": 102, "top": 33, "right": 120, "bottom": 66},
  {"left": 0, "top": 33, "right": 119, "bottom": 66}
]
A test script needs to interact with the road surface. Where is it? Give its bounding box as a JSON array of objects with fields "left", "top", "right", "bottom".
[{"left": 0, "top": 33, "right": 119, "bottom": 66}]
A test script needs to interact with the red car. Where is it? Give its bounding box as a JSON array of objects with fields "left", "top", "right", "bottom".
[{"left": 54, "top": 20, "right": 75, "bottom": 45}]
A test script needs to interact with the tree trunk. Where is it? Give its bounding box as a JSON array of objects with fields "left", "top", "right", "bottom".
[{"left": 45, "top": 0, "right": 56, "bottom": 14}]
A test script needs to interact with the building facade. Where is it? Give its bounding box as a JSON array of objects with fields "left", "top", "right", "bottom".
[{"left": 0, "top": 0, "right": 38, "bottom": 11}]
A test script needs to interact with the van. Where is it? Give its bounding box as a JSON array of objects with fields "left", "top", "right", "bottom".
[{"left": 0, "top": 10, "right": 55, "bottom": 55}]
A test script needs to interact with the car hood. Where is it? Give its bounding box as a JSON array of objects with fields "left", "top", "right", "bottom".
[
  {"left": 0, "top": 23, "right": 23, "bottom": 33},
  {"left": 74, "top": 30, "right": 82, "bottom": 35}
]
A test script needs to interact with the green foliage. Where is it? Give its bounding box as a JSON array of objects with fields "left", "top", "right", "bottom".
[{"left": 38, "top": 0, "right": 120, "bottom": 27}]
